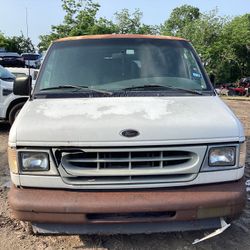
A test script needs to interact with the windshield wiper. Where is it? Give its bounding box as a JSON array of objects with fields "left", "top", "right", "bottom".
[
  {"left": 39, "top": 85, "right": 112, "bottom": 95},
  {"left": 121, "top": 84, "right": 203, "bottom": 95}
]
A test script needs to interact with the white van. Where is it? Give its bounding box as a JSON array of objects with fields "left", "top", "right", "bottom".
[
  {"left": 0, "top": 67, "right": 38, "bottom": 124},
  {"left": 8, "top": 34, "right": 246, "bottom": 234},
  {"left": 0, "top": 66, "right": 27, "bottom": 124}
]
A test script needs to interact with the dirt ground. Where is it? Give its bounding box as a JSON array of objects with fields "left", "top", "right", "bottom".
[{"left": 0, "top": 98, "right": 250, "bottom": 250}]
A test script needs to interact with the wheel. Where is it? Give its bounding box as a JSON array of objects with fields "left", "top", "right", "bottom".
[{"left": 8, "top": 102, "right": 25, "bottom": 125}]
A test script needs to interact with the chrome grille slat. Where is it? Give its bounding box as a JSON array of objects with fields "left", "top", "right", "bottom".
[
  {"left": 97, "top": 152, "right": 100, "bottom": 170},
  {"left": 160, "top": 151, "right": 163, "bottom": 168},
  {"left": 57, "top": 146, "right": 207, "bottom": 186},
  {"left": 62, "top": 166, "right": 198, "bottom": 176},
  {"left": 67, "top": 156, "right": 192, "bottom": 163},
  {"left": 63, "top": 174, "right": 197, "bottom": 185}
]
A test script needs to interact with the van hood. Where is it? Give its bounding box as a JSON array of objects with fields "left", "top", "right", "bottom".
[{"left": 10, "top": 96, "right": 244, "bottom": 146}]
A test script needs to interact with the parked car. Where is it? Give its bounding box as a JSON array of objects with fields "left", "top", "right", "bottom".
[
  {"left": 0, "top": 52, "right": 25, "bottom": 68},
  {"left": 8, "top": 34, "right": 246, "bottom": 235},
  {"left": 21, "top": 53, "right": 42, "bottom": 68},
  {"left": 217, "top": 78, "right": 250, "bottom": 96},
  {"left": 0, "top": 66, "right": 38, "bottom": 124},
  {"left": 6, "top": 67, "right": 39, "bottom": 86},
  {"left": 232, "top": 77, "right": 250, "bottom": 96},
  {"left": 215, "top": 83, "right": 233, "bottom": 96}
]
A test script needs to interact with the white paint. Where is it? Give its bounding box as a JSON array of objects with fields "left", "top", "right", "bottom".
[
  {"left": 12, "top": 168, "right": 244, "bottom": 189},
  {"left": 192, "top": 218, "right": 231, "bottom": 244},
  {"left": 10, "top": 96, "right": 244, "bottom": 144},
  {"left": 35, "top": 97, "right": 174, "bottom": 120}
]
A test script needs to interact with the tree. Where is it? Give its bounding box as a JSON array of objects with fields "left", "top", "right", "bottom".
[
  {"left": 196, "top": 13, "right": 250, "bottom": 82},
  {"left": 161, "top": 5, "right": 200, "bottom": 36},
  {"left": 161, "top": 6, "right": 250, "bottom": 83},
  {"left": 0, "top": 32, "right": 9, "bottom": 50},
  {"left": 38, "top": 1, "right": 159, "bottom": 52},
  {"left": 37, "top": 33, "right": 60, "bottom": 53},
  {"left": 162, "top": 8, "right": 227, "bottom": 75},
  {"left": 114, "top": 8, "right": 158, "bottom": 35},
  {"left": 220, "top": 14, "right": 250, "bottom": 80},
  {"left": 38, "top": 1, "right": 249, "bottom": 83},
  {"left": 38, "top": 0, "right": 116, "bottom": 52},
  {"left": 7, "top": 34, "right": 35, "bottom": 54},
  {"left": 0, "top": 32, "right": 35, "bottom": 54},
  {"left": 184, "top": 10, "right": 228, "bottom": 76}
]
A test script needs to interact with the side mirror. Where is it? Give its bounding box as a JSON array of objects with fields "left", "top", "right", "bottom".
[{"left": 13, "top": 75, "right": 32, "bottom": 96}]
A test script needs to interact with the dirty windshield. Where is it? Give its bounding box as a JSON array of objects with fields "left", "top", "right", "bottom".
[{"left": 35, "top": 38, "right": 211, "bottom": 96}]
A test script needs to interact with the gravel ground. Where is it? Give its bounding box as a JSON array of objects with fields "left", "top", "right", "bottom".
[{"left": 0, "top": 99, "right": 249, "bottom": 250}]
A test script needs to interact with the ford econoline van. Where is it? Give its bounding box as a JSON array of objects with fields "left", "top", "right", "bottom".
[{"left": 8, "top": 34, "right": 246, "bottom": 234}]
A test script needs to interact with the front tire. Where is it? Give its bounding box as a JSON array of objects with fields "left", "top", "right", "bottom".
[{"left": 8, "top": 102, "right": 25, "bottom": 125}]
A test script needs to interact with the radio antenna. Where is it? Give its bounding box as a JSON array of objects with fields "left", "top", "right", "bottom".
[{"left": 26, "top": 7, "right": 29, "bottom": 38}]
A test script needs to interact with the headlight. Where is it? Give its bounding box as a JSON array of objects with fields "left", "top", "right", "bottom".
[
  {"left": 20, "top": 152, "right": 49, "bottom": 171},
  {"left": 209, "top": 147, "right": 236, "bottom": 166}
]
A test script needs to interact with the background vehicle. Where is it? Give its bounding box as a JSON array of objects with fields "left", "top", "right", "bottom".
[
  {"left": 21, "top": 53, "right": 42, "bottom": 68},
  {"left": 229, "top": 77, "right": 250, "bottom": 96},
  {"left": 216, "top": 78, "right": 250, "bottom": 96},
  {"left": 0, "top": 66, "right": 38, "bottom": 124},
  {"left": 7, "top": 67, "right": 39, "bottom": 86},
  {"left": 0, "top": 52, "right": 25, "bottom": 68}
]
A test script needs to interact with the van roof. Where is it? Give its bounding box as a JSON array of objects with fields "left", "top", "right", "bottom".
[{"left": 55, "top": 34, "right": 188, "bottom": 43}]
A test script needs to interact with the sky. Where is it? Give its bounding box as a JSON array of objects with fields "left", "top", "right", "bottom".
[{"left": 0, "top": 0, "right": 249, "bottom": 46}]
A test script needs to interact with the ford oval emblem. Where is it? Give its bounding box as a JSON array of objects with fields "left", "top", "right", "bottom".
[{"left": 120, "top": 129, "right": 140, "bottom": 138}]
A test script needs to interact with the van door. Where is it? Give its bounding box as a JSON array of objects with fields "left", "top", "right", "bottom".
[{"left": 0, "top": 66, "right": 15, "bottom": 119}]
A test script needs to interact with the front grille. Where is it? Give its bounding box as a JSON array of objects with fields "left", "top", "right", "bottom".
[{"left": 56, "top": 146, "right": 206, "bottom": 187}]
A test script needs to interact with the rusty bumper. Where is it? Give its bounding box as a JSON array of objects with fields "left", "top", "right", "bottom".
[{"left": 9, "top": 179, "right": 246, "bottom": 225}]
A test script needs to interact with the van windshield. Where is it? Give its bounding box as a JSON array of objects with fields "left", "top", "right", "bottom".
[{"left": 35, "top": 38, "right": 211, "bottom": 96}]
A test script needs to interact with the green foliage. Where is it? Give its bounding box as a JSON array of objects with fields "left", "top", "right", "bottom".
[
  {"left": 161, "top": 7, "right": 250, "bottom": 83},
  {"left": 37, "top": 1, "right": 249, "bottom": 82},
  {"left": 38, "top": 0, "right": 102, "bottom": 51},
  {"left": 0, "top": 33, "right": 35, "bottom": 54},
  {"left": 38, "top": 0, "right": 158, "bottom": 52},
  {"left": 161, "top": 5, "right": 200, "bottom": 36},
  {"left": 221, "top": 14, "right": 250, "bottom": 81},
  {"left": 114, "top": 8, "right": 158, "bottom": 35},
  {"left": 38, "top": 0, "right": 115, "bottom": 51},
  {"left": 0, "top": 33, "right": 9, "bottom": 50}
]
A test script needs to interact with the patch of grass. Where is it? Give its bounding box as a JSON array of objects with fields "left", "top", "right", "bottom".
[{"left": 221, "top": 96, "right": 250, "bottom": 101}]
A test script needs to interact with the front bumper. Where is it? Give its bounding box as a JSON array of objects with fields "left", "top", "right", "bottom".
[{"left": 9, "top": 178, "right": 246, "bottom": 233}]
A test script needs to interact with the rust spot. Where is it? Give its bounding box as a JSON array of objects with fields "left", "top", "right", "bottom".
[
  {"left": 55, "top": 34, "right": 188, "bottom": 43},
  {"left": 8, "top": 179, "right": 246, "bottom": 224}
]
